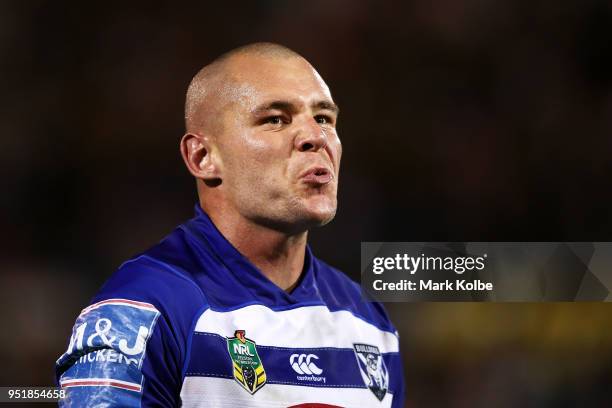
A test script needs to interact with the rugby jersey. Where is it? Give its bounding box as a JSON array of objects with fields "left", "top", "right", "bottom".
[{"left": 55, "top": 205, "right": 405, "bottom": 407}]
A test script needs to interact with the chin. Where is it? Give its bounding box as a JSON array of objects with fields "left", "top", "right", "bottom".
[
  {"left": 257, "top": 194, "right": 337, "bottom": 234},
  {"left": 301, "top": 198, "right": 337, "bottom": 227},
  {"left": 252, "top": 200, "right": 336, "bottom": 234},
  {"left": 304, "top": 209, "right": 336, "bottom": 228}
]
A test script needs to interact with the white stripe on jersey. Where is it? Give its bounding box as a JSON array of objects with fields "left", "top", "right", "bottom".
[
  {"left": 180, "top": 376, "right": 394, "bottom": 408},
  {"left": 194, "top": 304, "right": 399, "bottom": 353}
]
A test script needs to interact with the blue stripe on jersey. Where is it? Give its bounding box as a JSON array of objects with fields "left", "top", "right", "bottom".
[{"left": 184, "top": 332, "right": 401, "bottom": 392}]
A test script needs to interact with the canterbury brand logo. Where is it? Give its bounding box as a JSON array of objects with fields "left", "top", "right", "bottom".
[{"left": 289, "top": 353, "right": 323, "bottom": 375}]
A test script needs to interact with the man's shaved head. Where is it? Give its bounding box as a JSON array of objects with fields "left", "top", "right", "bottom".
[
  {"left": 184, "top": 42, "right": 304, "bottom": 133},
  {"left": 180, "top": 41, "right": 341, "bottom": 235}
]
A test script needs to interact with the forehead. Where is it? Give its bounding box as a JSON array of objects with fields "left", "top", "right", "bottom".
[{"left": 222, "top": 55, "right": 333, "bottom": 109}]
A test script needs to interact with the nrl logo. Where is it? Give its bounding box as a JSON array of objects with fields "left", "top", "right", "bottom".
[
  {"left": 226, "top": 330, "right": 267, "bottom": 394},
  {"left": 353, "top": 343, "right": 389, "bottom": 401}
]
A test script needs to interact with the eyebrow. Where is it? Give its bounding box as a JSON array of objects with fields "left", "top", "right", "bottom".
[
  {"left": 313, "top": 100, "right": 340, "bottom": 114},
  {"left": 252, "top": 99, "right": 340, "bottom": 115}
]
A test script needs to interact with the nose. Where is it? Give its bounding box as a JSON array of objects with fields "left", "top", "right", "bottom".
[{"left": 294, "top": 118, "right": 327, "bottom": 152}]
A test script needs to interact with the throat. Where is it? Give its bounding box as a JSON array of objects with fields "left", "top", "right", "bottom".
[
  {"left": 205, "top": 206, "right": 309, "bottom": 292},
  {"left": 245, "top": 238, "right": 307, "bottom": 292}
]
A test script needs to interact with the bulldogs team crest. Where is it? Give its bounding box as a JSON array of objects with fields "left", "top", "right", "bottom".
[
  {"left": 227, "top": 330, "right": 267, "bottom": 394},
  {"left": 353, "top": 343, "right": 389, "bottom": 401}
]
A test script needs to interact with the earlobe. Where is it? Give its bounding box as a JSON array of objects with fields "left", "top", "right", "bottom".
[{"left": 180, "top": 133, "right": 221, "bottom": 181}]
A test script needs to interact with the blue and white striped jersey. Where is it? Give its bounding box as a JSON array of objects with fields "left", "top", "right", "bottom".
[{"left": 56, "top": 205, "right": 405, "bottom": 407}]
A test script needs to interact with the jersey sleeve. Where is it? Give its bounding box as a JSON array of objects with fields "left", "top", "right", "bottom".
[
  {"left": 55, "top": 256, "right": 207, "bottom": 407},
  {"left": 55, "top": 299, "right": 168, "bottom": 407}
]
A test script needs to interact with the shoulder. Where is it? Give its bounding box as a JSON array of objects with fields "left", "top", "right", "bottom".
[
  {"left": 96, "top": 250, "right": 207, "bottom": 318},
  {"left": 55, "top": 239, "right": 210, "bottom": 406},
  {"left": 76, "top": 231, "right": 212, "bottom": 358},
  {"left": 313, "top": 257, "right": 398, "bottom": 335}
]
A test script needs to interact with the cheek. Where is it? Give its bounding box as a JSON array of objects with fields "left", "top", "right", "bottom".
[
  {"left": 238, "top": 128, "right": 287, "bottom": 157},
  {"left": 240, "top": 133, "right": 270, "bottom": 152},
  {"left": 224, "top": 137, "right": 288, "bottom": 182},
  {"left": 330, "top": 135, "right": 342, "bottom": 168},
  {"left": 223, "top": 130, "right": 269, "bottom": 166},
  {"left": 243, "top": 132, "right": 291, "bottom": 170}
]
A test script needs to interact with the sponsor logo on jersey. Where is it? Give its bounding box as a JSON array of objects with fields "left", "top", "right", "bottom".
[
  {"left": 60, "top": 299, "right": 160, "bottom": 369},
  {"left": 289, "top": 353, "right": 327, "bottom": 383},
  {"left": 56, "top": 298, "right": 160, "bottom": 393},
  {"left": 227, "top": 330, "right": 266, "bottom": 394},
  {"left": 353, "top": 343, "right": 389, "bottom": 401}
]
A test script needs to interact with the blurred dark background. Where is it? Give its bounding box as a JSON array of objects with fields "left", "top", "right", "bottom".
[{"left": 1, "top": 0, "right": 612, "bottom": 406}]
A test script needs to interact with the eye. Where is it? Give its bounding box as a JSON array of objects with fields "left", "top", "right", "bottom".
[
  {"left": 260, "top": 115, "right": 290, "bottom": 128},
  {"left": 265, "top": 116, "right": 283, "bottom": 125},
  {"left": 315, "top": 115, "right": 332, "bottom": 125}
]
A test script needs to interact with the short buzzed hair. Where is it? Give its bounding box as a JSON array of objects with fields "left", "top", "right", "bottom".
[{"left": 184, "top": 42, "right": 303, "bottom": 132}]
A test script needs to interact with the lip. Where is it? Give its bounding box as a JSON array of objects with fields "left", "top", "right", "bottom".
[{"left": 300, "top": 166, "right": 333, "bottom": 185}]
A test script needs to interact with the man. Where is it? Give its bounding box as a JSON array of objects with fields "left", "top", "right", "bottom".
[{"left": 56, "top": 42, "right": 405, "bottom": 407}]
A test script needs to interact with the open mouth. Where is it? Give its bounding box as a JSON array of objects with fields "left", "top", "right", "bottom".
[{"left": 301, "top": 167, "right": 333, "bottom": 185}]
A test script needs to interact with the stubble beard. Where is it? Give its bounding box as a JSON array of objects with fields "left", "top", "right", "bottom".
[{"left": 242, "top": 189, "right": 337, "bottom": 235}]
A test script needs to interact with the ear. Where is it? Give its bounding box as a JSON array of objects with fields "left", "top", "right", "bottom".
[{"left": 180, "top": 132, "right": 221, "bottom": 182}]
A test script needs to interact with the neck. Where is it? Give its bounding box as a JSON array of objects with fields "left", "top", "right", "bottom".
[{"left": 202, "top": 202, "right": 308, "bottom": 292}]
